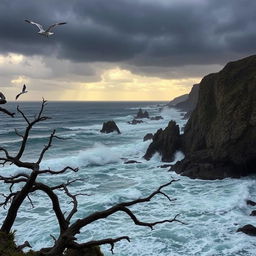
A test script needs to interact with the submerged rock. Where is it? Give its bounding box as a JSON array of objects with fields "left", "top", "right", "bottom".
[
  {"left": 136, "top": 108, "right": 149, "bottom": 119},
  {"left": 237, "top": 224, "right": 256, "bottom": 236},
  {"left": 158, "top": 164, "right": 173, "bottom": 168},
  {"left": 246, "top": 200, "right": 256, "bottom": 206},
  {"left": 143, "top": 133, "right": 153, "bottom": 141},
  {"left": 150, "top": 115, "right": 163, "bottom": 120},
  {"left": 250, "top": 210, "right": 256, "bottom": 216},
  {"left": 100, "top": 120, "right": 121, "bottom": 134},
  {"left": 144, "top": 120, "right": 181, "bottom": 162},
  {"left": 124, "top": 160, "right": 142, "bottom": 164},
  {"left": 128, "top": 119, "right": 143, "bottom": 125}
]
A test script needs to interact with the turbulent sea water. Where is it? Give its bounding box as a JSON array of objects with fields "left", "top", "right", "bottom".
[{"left": 0, "top": 101, "right": 256, "bottom": 256}]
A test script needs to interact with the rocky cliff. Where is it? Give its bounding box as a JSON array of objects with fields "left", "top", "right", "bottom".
[
  {"left": 174, "top": 55, "right": 256, "bottom": 179},
  {"left": 175, "top": 84, "right": 199, "bottom": 113},
  {"left": 145, "top": 55, "right": 256, "bottom": 179},
  {"left": 167, "top": 94, "right": 189, "bottom": 107}
]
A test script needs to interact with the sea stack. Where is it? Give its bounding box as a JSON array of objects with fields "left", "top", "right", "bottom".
[
  {"left": 144, "top": 120, "right": 181, "bottom": 162},
  {"left": 136, "top": 108, "right": 149, "bottom": 119},
  {"left": 100, "top": 120, "right": 121, "bottom": 134}
]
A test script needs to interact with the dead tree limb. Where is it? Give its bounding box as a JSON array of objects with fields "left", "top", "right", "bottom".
[
  {"left": 41, "top": 180, "right": 181, "bottom": 256},
  {"left": 0, "top": 107, "right": 15, "bottom": 117},
  {"left": 0, "top": 98, "right": 182, "bottom": 256}
]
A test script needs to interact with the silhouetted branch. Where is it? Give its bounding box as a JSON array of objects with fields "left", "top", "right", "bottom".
[
  {"left": 38, "top": 166, "right": 79, "bottom": 175},
  {"left": 0, "top": 98, "right": 181, "bottom": 256},
  {"left": 70, "top": 236, "right": 130, "bottom": 254},
  {"left": 43, "top": 180, "right": 181, "bottom": 255},
  {"left": 31, "top": 182, "right": 68, "bottom": 233},
  {"left": 37, "top": 130, "right": 56, "bottom": 164},
  {"left": 17, "top": 241, "right": 32, "bottom": 251},
  {"left": 0, "top": 192, "right": 17, "bottom": 208},
  {"left": 0, "top": 107, "right": 15, "bottom": 117},
  {"left": 14, "top": 128, "right": 24, "bottom": 138}
]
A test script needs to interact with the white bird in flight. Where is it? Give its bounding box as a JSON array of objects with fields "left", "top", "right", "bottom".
[
  {"left": 16, "top": 84, "right": 28, "bottom": 100},
  {"left": 25, "top": 19, "right": 67, "bottom": 37}
]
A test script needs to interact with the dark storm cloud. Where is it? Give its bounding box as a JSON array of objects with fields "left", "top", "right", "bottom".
[{"left": 1, "top": 0, "right": 256, "bottom": 72}]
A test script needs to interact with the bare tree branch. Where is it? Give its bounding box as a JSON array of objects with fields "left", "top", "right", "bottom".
[
  {"left": 14, "top": 128, "right": 24, "bottom": 138},
  {"left": 0, "top": 98, "right": 181, "bottom": 256},
  {"left": 16, "top": 101, "right": 50, "bottom": 160},
  {"left": 70, "top": 236, "right": 130, "bottom": 254},
  {"left": 17, "top": 241, "right": 32, "bottom": 251},
  {"left": 0, "top": 107, "right": 15, "bottom": 117},
  {"left": 31, "top": 182, "right": 68, "bottom": 233},
  {"left": 43, "top": 180, "right": 181, "bottom": 255},
  {"left": 36, "top": 130, "right": 56, "bottom": 164},
  {"left": 62, "top": 185, "right": 78, "bottom": 224},
  {"left": 38, "top": 166, "right": 79, "bottom": 175}
]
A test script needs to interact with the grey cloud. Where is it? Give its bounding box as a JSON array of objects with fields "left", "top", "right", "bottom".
[{"left": 0, "top": 0, "right": 256, "bottom": 78}]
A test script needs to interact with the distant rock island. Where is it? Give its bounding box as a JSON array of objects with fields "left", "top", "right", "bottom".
[
  {"left": 100, "top": 120, "right": 121, "bottom": 134},
  {"left": 145, "top": 55, "right": 256, "bottom": 180},
  {"left": 136, "top": 108, "right": 149, "bottom": 119}
]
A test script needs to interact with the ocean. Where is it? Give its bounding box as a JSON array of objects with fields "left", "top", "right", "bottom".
[{"left": 0, "top": 101, "right": 255, "bottom": 256}]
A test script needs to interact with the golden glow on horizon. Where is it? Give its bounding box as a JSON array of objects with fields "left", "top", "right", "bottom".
[
  {"left": 60, "top": 67, "right": 200, "bottom": 101},
  {"left": 0, "top": 52, "right": 201, "bottom": 101},
  {"left": 0, "top": 53, "right": 24, "bottom": 65},
  {"left": 11, "top": 75, "right": 29, "bottom": 85}
]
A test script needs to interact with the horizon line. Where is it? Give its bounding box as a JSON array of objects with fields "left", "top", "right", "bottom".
[{"left": 7, "top": 100, "right": 169, "bottom": 103}]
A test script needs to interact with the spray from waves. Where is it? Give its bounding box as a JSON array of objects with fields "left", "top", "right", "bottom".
[{"left": 40, "top": 142, "right": 122, "bottom": 170}]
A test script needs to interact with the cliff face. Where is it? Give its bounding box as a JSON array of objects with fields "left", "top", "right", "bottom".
[
  {"left": 175, "top": 55, "right": 256, "bottom": 179},
  {"left": 175, "top": 84, "right": 199, "bottom": 112},
  {"left": 167, "top": 94, "right": 189, "bottom": 107}
]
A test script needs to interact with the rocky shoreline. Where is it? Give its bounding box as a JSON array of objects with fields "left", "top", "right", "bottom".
[{"left": 146, "top": 55, "right": 256, "bottom": 181}]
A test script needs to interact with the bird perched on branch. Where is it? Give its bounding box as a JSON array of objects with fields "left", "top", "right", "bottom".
[
  {"left": 25, "top": 19, "right": 67, "bottom": 37},
  {"left": 0, "top": 92, "right": 7, "bottom": 104},
  {"left": 16, "top": 84, "right": 28, "bottom": 100}
]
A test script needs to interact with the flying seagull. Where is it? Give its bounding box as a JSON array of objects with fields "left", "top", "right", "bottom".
[
  {"left": 0, "top": 92, "right": 7, "bottom": 104},
  {"left": 16, "top": 84, "right": 28, "bottom": 100},
  {"left": 25, "top": 19, "right": 67, "bottom": 37}
]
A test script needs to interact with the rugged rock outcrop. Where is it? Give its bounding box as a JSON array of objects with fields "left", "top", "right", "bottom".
[
  {"left": 143, "top": 133, "right": 153, "bottom": 141},
  {"left": 100, "top": 120, "right": 121, "bottom": 134},
  {"left": 173, "top": 55, "right": 256, "bottom": 179},
  {"left": 237, "top": 224, "right": 256, "bottom": 236},
  {"left": 144, "top": 120, "right": 181, "bottom": 162},
  {"left": 136, "top": 108, "right": 149, "bottom": 119}
]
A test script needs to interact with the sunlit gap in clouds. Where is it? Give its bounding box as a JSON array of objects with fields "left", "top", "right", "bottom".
[
  {"left": 61, "top": 67, "right": 200, "bottom": 101},
  {"left": 0, "top": 52, "right": 200, "bottom": 101}
]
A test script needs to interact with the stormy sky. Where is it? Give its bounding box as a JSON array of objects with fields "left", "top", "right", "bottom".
[{"left": 1, "top": 0, "right": 256, "bottom": 100}]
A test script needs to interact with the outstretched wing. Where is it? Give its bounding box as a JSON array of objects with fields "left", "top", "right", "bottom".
[
  {"left": 22, "top": 84, "right": 26, "bottom": 93},
  {"left": 25, "top": 19, "right": 44, "bottom": 32},
  {"left": 15, "top": 93, "right": 22, "bottom": 100},
  {"left": 45, "top": 22, "right": 67, "bottom": 32}
]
